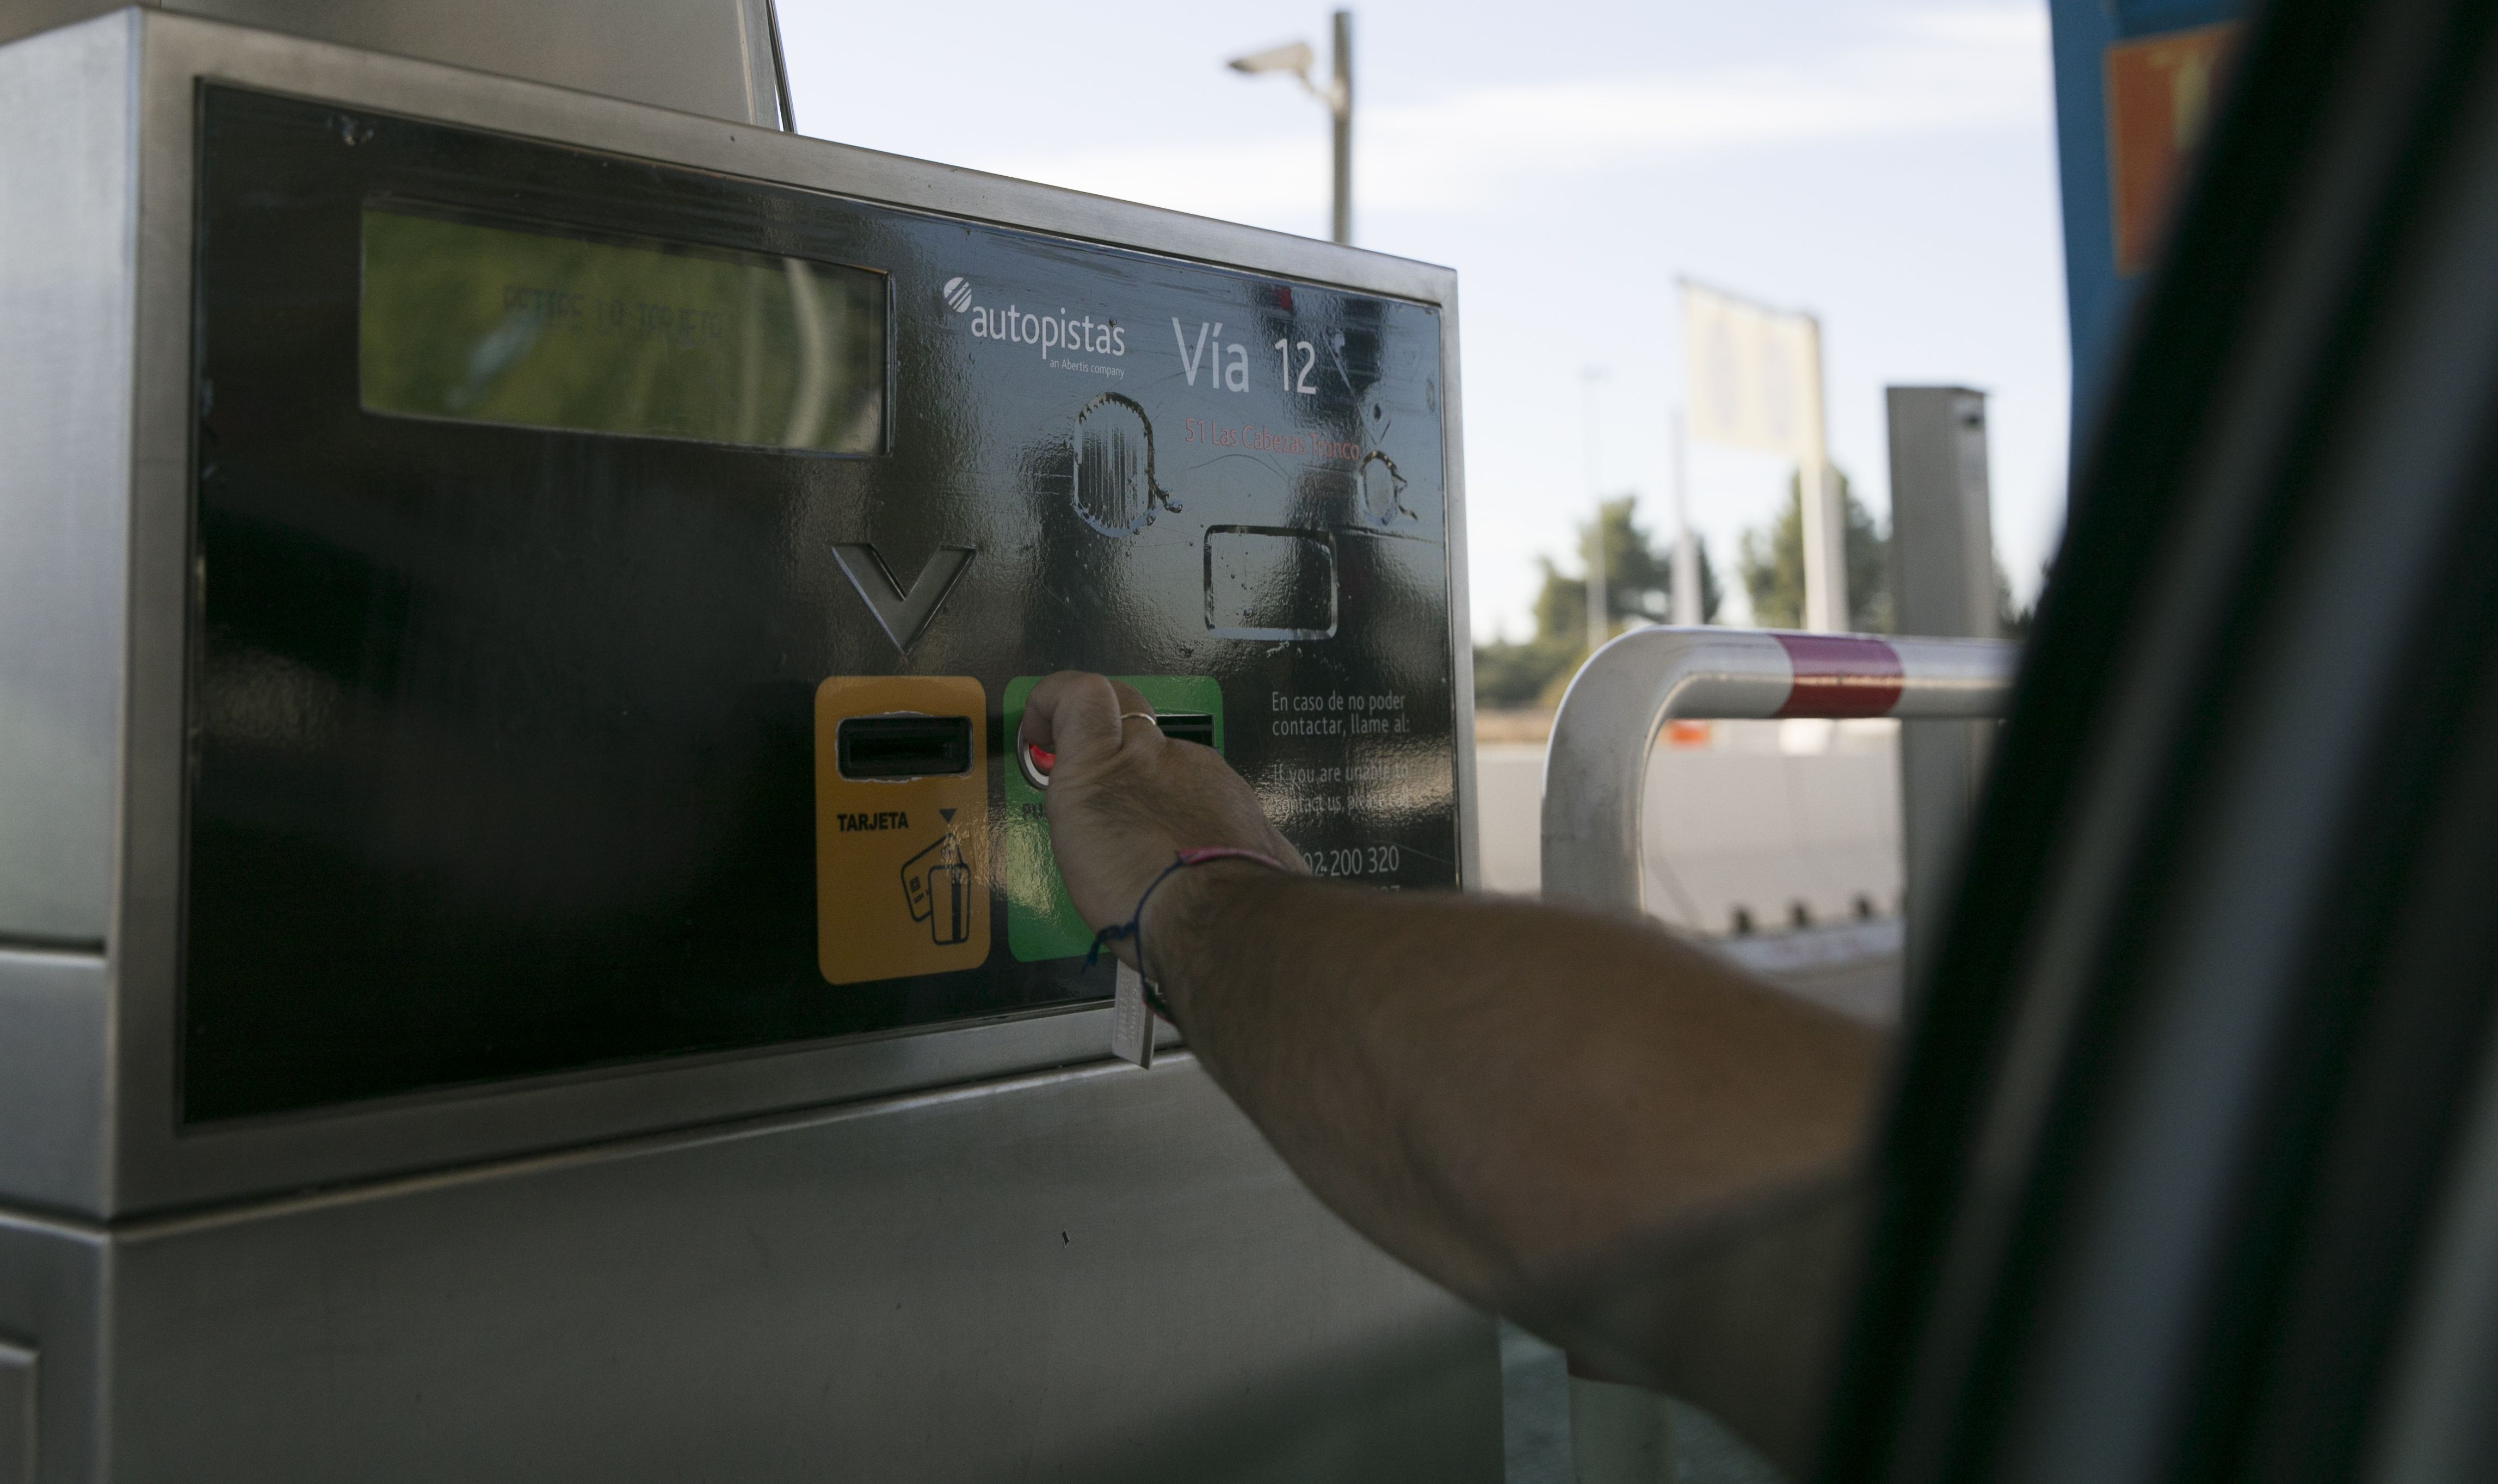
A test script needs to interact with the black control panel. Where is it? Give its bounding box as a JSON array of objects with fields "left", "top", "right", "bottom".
[{"left": 185, "top": 85, "right": 1458, "bottom": 1121}]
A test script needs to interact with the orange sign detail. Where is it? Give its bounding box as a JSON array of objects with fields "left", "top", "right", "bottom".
[{"left": 2106, "top": 21, "right": 2242, "bottom": 275}]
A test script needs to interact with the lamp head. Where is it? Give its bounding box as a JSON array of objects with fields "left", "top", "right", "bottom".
[{"left": 1227, "top": 40, "right": 1315, "bottom": 78}]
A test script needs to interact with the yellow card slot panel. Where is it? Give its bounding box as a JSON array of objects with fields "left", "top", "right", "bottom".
[{"left": 813, "top": 677, "right": 989, "bottom": 985}]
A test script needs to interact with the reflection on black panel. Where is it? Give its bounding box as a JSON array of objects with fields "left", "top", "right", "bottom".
[{"left": 186, "top": 85, "right": 1454, "bottom": 1121}]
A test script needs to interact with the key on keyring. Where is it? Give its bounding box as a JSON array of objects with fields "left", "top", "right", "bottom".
[{"left": 1112, "top": 961, "right": 1155, "bottom": 1068}]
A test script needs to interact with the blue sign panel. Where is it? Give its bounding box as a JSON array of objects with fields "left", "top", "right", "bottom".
[{"left": 2049, "top": 0, "right": 2246, "bottom": 436}]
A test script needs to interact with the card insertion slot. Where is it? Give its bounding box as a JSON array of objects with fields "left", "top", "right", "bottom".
[{"left": 836, "top": 714, "right": 973, "bottom": 780}]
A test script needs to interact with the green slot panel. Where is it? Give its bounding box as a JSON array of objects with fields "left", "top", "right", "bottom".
[{"left": 1002, "top": 676, "right": 1224, "bottom": 962}]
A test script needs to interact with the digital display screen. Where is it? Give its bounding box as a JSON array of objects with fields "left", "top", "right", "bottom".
[{"left": 359, "top": 206, "right": 887, "bottom": 453}]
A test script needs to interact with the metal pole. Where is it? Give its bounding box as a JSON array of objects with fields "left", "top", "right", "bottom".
[
  {"left": 1582, "top": 367, "right": 1609, "bottom": 654},
  {"left": 1796, "top": 315, "right": 1847, "bottom": 632},
  {"left": 1671, "top": 406, "right": 1701, "bottom": 625},
  {"left": 1886, "top": 386, "right": 2003, "bottom": 995},
  {"left": 1330, "top": 10, "right": 1353, "bottom": 245},
  {"left": 764, "top": 0, "right": 795, "bottom": 133}
]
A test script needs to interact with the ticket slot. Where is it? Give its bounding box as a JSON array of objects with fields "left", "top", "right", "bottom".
[
  {"left": 838, "top": 714, "right": 972, "bottom": 779},
  {"left": 1016, "top": 712, "right": 1212, "bottom": 793},
  {"left": 1155, "top": 713, "right": 1217, "bottom": 748}
]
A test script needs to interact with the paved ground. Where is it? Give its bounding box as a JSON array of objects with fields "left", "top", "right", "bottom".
[{"left": 1719, "top": 920, "right": 1906, "bottom": 1026}]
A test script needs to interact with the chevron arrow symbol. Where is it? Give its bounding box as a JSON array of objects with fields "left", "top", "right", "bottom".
[{"left": 829, "top": 544, "right": 976, "bottom": 655}]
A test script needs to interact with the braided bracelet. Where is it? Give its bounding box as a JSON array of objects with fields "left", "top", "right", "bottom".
[{"left": 1085, "top": 848, "right": 1292, "bottom": 1016}]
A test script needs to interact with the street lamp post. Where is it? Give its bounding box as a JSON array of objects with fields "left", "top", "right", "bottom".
[
  {"left": 1328, "top": 11, "right": 1352, "bottom": 246},
  {"left": 1227, "top": 10, "right": 1355, "bottom": 245},
  {"left": 1671, "top": 405, "right": 1702, "bottom": 625}
]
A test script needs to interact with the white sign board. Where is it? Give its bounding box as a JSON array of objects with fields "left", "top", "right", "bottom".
[
  {"left": 1681, "top": 279, "right": 1847, "bottom": 630},
  {"left": 1682, "top": 280, "right": 1825, "bottom": 464}
]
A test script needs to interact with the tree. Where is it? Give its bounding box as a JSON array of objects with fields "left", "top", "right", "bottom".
[
  {"left": 1546, "top": 496, "right": 1724, "bottom": 641},
  {"left": 1737, "top": 468, "right": 1891, "bottom": 632},
  {"left": 1995, "top": 562, "right": 2034, "bottom": 641},
  {"left": 1473, "top": 495, "right": 1722, "bottom": 708}
]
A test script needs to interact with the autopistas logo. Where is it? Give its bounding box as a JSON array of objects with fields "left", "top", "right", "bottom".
[{"left": 940, "top": 275, "right": 1126, "bottom": 361}]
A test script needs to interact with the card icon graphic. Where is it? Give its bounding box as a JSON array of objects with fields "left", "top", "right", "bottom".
[{"left": 902, "top": 833, "right": 972, "bottom": 945}]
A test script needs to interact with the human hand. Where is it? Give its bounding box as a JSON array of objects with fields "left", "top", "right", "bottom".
[{"left": 1016, "top": 672, "right": 1304, "bottom": 969}]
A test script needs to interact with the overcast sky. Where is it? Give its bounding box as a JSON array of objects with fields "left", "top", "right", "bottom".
[{"left": 778, "top": 0, "right": 2070, "bottom": 638}]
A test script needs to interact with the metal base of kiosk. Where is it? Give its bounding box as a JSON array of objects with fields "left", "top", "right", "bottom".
[{"left": 0, "top": 1052, "right": 1495, "bottom": 1482}]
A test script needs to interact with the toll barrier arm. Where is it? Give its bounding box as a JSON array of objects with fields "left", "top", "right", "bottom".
[
  {"left": 1539, "top": 627, "right": 2019, "bottom": 914},
  {"left": 1519, "top": 627, "right": 2018, "bottom": 1483}
]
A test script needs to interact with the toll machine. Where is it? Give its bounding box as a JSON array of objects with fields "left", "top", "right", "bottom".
[{"left": 0, "top": 9, "right": 1492, "bottom": 1479}]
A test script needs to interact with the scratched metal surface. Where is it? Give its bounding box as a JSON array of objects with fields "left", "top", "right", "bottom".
[{"left": 185, "top": 85, "right": 1458, "bottom": 1121}]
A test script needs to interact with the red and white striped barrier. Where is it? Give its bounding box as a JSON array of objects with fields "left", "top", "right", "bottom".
[{"left": 1540, "top": 628, "right": 2019, "bottom": 914}]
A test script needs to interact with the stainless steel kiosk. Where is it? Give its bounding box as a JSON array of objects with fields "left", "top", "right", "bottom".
[{"left": 0, "top": 10, "right": 1491, "bottom": 1479}]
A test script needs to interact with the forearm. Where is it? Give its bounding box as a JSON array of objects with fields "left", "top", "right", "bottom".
[
  {"left": 1148, "top": 866, "right": 1884, "bottom": 1319},
  {"left": 1016, "top": 670, "right": 1884, "bottom": 1468}
]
